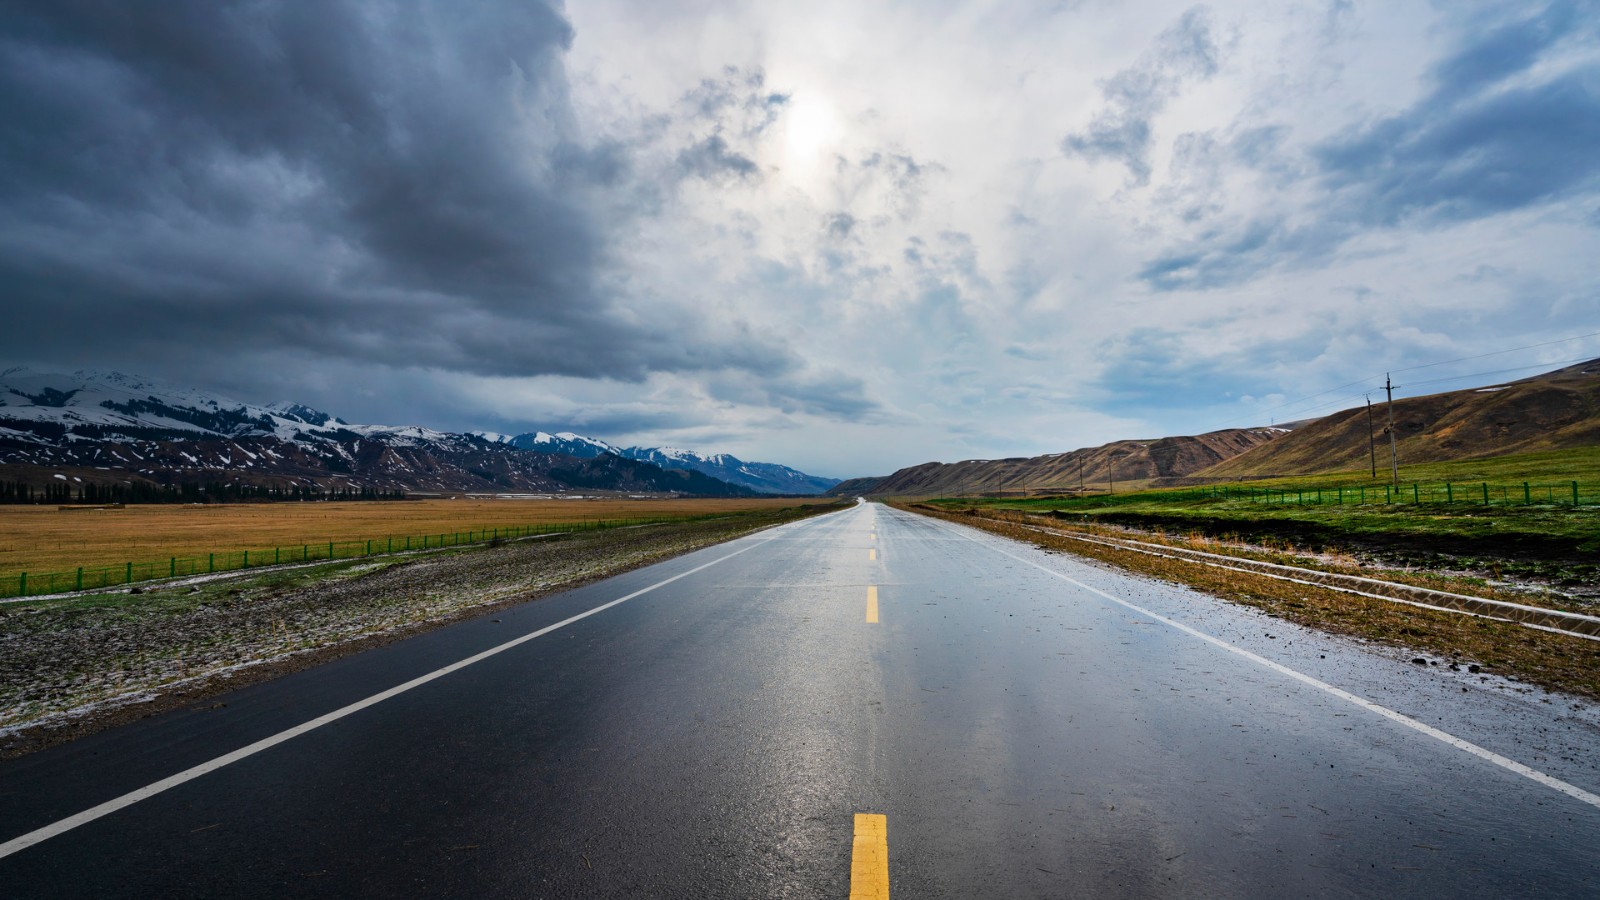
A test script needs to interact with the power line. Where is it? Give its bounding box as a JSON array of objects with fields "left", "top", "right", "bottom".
[
  {"left": 1389, "top": 331, "right": 1600, "bottom": 375},
  {"left": 1223, "top": 331, "right": 1600, "bottom": 428},
  {"left": 1395, "top": 355, "right": 1597, "bottom": 392}
]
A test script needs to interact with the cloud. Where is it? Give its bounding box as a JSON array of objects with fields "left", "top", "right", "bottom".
[
  {"left": 1137, "top": 1, "right": 1600, "bottom": 292},
  {"left": 1315, "top": 70, "right": 1600, "bottom": 227},
  {"left": 1061, "top": 6, "right": 1222, "bottom": 186},
  {"left": 0, "top": 0, "right": 791, "bottom": 385},
  {"left": 676, "top": 134, "right": 761, "bottom": 181}
]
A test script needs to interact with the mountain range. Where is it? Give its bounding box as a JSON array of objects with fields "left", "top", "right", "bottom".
[
  {"left": 0, "top": 368, "right": 839, "bottom": 498},
  {"left": 475, "top": 432, "right": 840, "bottom": 495},
  {"left": 834, "top": 358, "right": 1600, "bottom": 496}
]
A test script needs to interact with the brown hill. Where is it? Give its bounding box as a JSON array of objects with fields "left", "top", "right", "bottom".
[
  {"left": 1200, "top": 358, "right": 1600, "bottom": 478},
  {"left": 856, "top": 427, "right": 1284, "bottom": 497}
]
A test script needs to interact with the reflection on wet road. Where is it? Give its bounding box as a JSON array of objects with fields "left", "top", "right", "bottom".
[{"left": 3, "top": 500, "right": 1600, "bottom": 897}]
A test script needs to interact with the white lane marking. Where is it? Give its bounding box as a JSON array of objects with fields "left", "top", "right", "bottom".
[
  {"left": 921, "top": 512, "right": 1600, "bottom": 811},
  {"left": 0, "top": 511, "right": 846, "bottom": 860}
]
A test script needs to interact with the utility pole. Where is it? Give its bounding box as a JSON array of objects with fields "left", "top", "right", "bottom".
[
  {"left": 1366, "top": 395, "right": 1376, "bottom": 478},
  {"left": 1385, "top": 374, "right": 1399, "bottom": 487}
]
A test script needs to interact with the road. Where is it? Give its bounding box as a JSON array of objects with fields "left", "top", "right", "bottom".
[{"left": 3, "top": 500, "right": 1600, "bottom": 897}]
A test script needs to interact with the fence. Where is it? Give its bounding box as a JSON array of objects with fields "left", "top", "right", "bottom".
[
  {"left": 1136, "top": 479, "right": 1593, "bottom": 509},
  {"left": 3, "top": 514, "right": 713, "bottom": 600}
]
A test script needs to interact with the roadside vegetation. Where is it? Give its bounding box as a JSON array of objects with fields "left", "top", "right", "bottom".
[
  {"left": 896, "top": 456, "right": 1600, "bottom": 701},
  {"left": 0, "top": 501, "right": 841, "bottom": 756},
  {"left": 0, "top": 496, "right": 811, "bottom": 581},
  {"left": 924, "top": 448, "right": 1600, "bottom": 593}
]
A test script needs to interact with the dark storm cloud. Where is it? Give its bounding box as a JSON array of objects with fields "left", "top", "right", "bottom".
[
  {"left": 0, "top": 0, "right": 794, "bottom": 384},
  {"left": 1061, "top": 6, "right": 1221, "bottom": 186},
  {"left": 1138, "top": 1, "right": 1600, "bottom": 291}
]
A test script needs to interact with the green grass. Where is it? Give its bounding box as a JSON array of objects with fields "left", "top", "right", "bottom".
[{"left": 925, "top": 448, "right": 1600, "bottom": 583}]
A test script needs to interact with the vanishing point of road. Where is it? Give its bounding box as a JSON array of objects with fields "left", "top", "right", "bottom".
[{"left": 3, "top": 501, "right": 1600, "bottom": 896}]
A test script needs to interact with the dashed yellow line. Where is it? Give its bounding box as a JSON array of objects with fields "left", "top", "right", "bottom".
[
  {"left": 866, "top": 586, "right": 879, "bottom": 623},
  {"left": 850, "top": 813, "right": 889, "bottom": 899},
  {"left": 869, "top": 548, "right": 877, "bottom": 561}
]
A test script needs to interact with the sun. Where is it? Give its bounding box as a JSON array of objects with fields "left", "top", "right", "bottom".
[{"left": 783, "top": 93, "right": 841, "bottom": 165}]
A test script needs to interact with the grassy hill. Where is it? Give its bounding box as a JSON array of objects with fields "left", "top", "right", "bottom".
[
  {"left": 860, "top": 428, "right": 1282, "bottom": 497},
  {"left": 1200, "top": 358, "right": 1600, "bottom": 479}
]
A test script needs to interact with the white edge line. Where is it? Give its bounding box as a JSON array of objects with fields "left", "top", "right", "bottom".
[
  {"left": 916, "top": 510, "right": 1600, "bottom": 812},
  {"left": 0, "top": 509, "right": 844, "bottom": 860},
  {"left": 1009, "top": 521, "right": 1600, "bottom": 640},
  {"left": 1030, "top": 527, "right": 1600, "bottom": 644}
]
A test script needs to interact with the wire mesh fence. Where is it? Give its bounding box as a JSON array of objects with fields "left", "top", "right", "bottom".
[{"left": 3, "top": 514, "right": 712, "bottom": 600}]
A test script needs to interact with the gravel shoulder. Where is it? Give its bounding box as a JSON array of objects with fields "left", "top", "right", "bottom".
[{"left": 0, "top": 505, "right": 836, "bottom": 757}]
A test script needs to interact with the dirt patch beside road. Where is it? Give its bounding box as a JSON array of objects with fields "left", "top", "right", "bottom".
[
  {"left": 900, "top": 503, "right": 1600, "bottom": 701},
  {"left": 0, "top": 504, "right": 837, "bottom": 758}
]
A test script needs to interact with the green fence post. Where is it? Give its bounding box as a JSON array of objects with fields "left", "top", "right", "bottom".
[
  {"left": 328, "top": 541, "right": 334, "bottom": 560},
  {"left": 126, "top": 561, "right": 132, "bottom": 584},
  {"left": 1445, "top": 482, "right": 1452, "bottom": 503},
  {"left": 1524, "top": 482, "right": 1531, "bottom": 505},
  {"left": 1412, "top": 484, "right": 1419, "bottom": 504},
  {"left": 208, "top": 553, "right": 214, "bottom": 573},
  {"left": 1482, "top": 483, "right": 1489, "bottom": 505},
  {"left": 387, "top": 537, "right": 392, "bottom": 553},
  {"left": 275, "top": 547, "right": 280, "bottom": 564},
  {"left": 1575, "top": 481, "right": 1581, "bottom": 506},
  {"left": 243, "top": 550, "right": 249, "bottom": 568},
  {"left": 76, "top": 567, "right": 83, "bottom": 591},
  {"left": 303, "top": 544, "right": 308, "bottom": 560}
]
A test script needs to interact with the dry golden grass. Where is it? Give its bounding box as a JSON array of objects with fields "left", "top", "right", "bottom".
[{"left": 0, "top": 497, "right": 819, "bottom": 576}]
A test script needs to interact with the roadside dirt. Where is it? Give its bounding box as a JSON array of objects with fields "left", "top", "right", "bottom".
[
  {"left": 901, "top": 503, "right": 1600, "bottom": 702},
  {"left": 0, "top": 506, "right": 832, "bottom": 758}
]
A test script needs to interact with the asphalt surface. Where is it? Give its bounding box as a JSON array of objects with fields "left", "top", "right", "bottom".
[{"left": 3, "top": 500, "right": 1600, "bottom": 897}]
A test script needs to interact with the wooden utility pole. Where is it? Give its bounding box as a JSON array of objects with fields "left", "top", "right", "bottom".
[
  {"left": 1385, "top": 374, "right": 1399, "bottom": 486},
  {"left": 1366, "top": 395, "right": 1376, "bottom": 478}
]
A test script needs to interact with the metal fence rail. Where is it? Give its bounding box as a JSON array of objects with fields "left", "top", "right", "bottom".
[{"left": 1179, "top": 479, "right": 1590, "bottom": 508}]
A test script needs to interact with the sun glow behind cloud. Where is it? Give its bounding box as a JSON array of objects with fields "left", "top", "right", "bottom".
[{"left": 779, "top": 92, "right": 843, "bottom": 178}]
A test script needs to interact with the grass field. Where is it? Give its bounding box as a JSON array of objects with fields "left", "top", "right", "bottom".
[
  {"left": 925, "top": 448, "right": 1600, "bottom": 585},
  {"left": 0, "top": 497, "right": 822, "bottom": 578}
]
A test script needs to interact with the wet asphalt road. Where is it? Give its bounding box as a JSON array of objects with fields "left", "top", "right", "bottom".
[{"left": 3, "top": 501, "right": 1600, "bottom": 897}]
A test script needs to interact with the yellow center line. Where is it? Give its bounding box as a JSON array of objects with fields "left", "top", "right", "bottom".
[
  {"left": 869, "top": 548, "right": 877, "bottom": 561},
  {"left": 866, "top": 585, "right": 879, "bottom": 623},
  {"left": 850, "top": 813, "right": 889, "bottom": 899}
]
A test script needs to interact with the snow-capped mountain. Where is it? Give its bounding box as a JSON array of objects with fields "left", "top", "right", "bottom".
[
  {"left": 0, "top": 368, "right": 756, "bottom": 497},
  {"left": 489, "top": 431, "right": 841, "bottom": 495},
  {"left": 619, "top": 446, "right": 841, "bottom": 495}
]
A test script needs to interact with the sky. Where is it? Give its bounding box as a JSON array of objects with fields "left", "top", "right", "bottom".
[{"left": 1, "top": 0, "right": 1597, "bottom": 479}]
